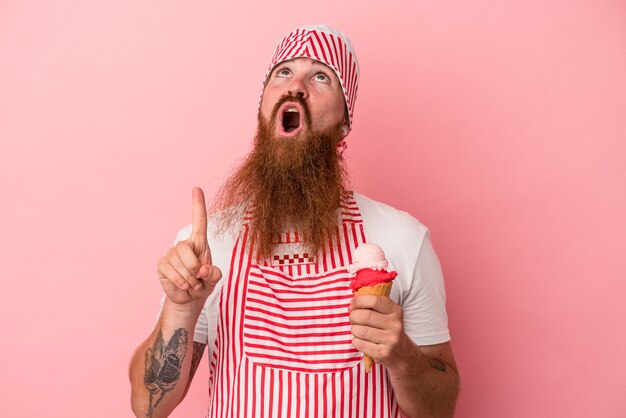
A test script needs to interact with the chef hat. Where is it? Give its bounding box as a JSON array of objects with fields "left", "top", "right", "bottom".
[{"left": 262, "top": 24, "right": 360, "bottom": 130}]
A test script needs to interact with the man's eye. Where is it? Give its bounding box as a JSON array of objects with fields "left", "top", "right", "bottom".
[
  {"left": 277, "top": 69, "right": 291, "bottom": 77},
  {"left": 314, "top": 73, "right": 330, "bottom": 83}
]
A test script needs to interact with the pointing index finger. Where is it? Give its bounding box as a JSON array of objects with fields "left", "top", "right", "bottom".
[{"left": 191, "top": 187, "right": 208, "bottom": 241}]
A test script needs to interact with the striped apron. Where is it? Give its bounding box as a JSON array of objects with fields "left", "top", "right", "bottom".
[{"left": 207, "top": 194, "right": 400, "bottom": 417}]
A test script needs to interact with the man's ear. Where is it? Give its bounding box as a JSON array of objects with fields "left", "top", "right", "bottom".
[{"left": 341, "top": 112, "right": 350, "bottom": 137}]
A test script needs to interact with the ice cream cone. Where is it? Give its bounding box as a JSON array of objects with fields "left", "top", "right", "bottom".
[
  {"left": 354, "top": 282, "right": 393, "bottom": 298},
  {"left": 354, "top": 282, "right": 393, "bottom": 372}
]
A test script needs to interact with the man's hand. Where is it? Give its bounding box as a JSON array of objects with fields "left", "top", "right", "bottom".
[
  {"left": 157, "top": 187, "right": 222, "bottom": 307},
  {"left": 349, "top": 295, "right": 411, "bottom": 367}
]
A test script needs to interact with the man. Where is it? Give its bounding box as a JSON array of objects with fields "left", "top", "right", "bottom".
[{"left": 130, "top": 24, "right": 460, "bottom": 418}]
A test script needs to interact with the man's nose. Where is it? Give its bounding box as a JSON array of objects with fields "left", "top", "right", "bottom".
[{"left": 287, "top": 77, "right": 309, "bottom": 100}]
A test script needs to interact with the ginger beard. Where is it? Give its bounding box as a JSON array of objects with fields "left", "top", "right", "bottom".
[{"left": 215, "top": 93, "right": 348, "bottom": 261}]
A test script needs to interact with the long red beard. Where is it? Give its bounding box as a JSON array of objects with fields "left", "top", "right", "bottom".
[{"left": 214, "top": 94, "right": 348, "bottom": 261}]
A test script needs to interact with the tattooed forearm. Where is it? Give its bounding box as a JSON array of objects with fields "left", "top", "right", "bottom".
[
  {"left": 189, "top": 342, "right": 206, "bottom": 381},
  {"left": 144, "top": 328, "right": 188, "bottom": 417}
]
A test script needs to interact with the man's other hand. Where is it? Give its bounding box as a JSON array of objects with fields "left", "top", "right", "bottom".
[{"left": 157, "top": 187, "right": 222, "bottom": 307}]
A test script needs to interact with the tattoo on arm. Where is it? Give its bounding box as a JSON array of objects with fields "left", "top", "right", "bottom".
[
  {"left": 144, "top": 328, "right": 188, "bottom": 417},
  {"left": 189, "top": 342, "right": 206, "bottom": 382},
  {"left": 428, "top": 357, "right": 447, "bottom": 372}
]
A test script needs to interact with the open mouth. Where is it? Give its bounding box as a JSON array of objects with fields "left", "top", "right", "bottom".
[
  {"left": 278, "top": 102, "right": 304, "bottom": 137},
  {"left": 283, "top": 107, "right": 300, "bottom": 132}
]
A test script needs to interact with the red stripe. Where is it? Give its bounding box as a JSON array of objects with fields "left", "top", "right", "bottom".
[
  {"left": 279, "top": 30, "right": 303, "bottom": 62},
  {"left": 339, "top": 40, "right": 347, "bottom": 97},
  {"left": 287, "top": 371, "right": 293, "bottom": 417},
  {"left": 328, "top": 34, "right": 342, "bottom": 74},
  {"left": 340, "top": 371, "right": 344, "bottom": 418},
  {"left": 328, "top": 236, "right": 337, "bottom": 269},
  {"left": 277, "top": 370, "right": 283, "bottom": 416},
  {"left": 247, "top": 288, "right": 352, "bottom": 303},
  {"left": 244, "top": 314, "right": 351, "bottom": 330},
  {"left": 295, "top": 372, "right": 300, "bottom": 418},
  {"left": 250, "top": 272, "right": 349, "bottom": 288},
  {"left": 339, "top": 204, "right": 359, "bottom": 211},
  {"left": 350, "top": 370, "right": 361, "bottom": 417},
  {"left": 371, "top": 365, "right": 377, "bottom": 417},
  {"left": 331, "top": 372, "right": 336, "bottom": 418},
  {"left": 379, "top": 363, "right": 386, "bottom": 417},
  {"left": 351, "top": 223, "right": 359, "bottom": 250},
  {"left": 320, "top": 32, "right": 337, "bottom": 68},
  {"left": 244, "top": 324, "right": 350, "bottom": 338},
  {"left": 307, "top": 33, "right": 321, "bottom": 62},
  {"left": 233, "top": 344, "right": 239, "bottom": 418},
  {"left": 356, "top": 363, "right": 361, "bottom": 418},
  {"left": 246, "top": 306, "right": 351, "bottom": 321},
  {"left": 251, "top": 363, "right": 257, "bottom": 418},
  {"left": 335, "top": 226, "right": 345, "bottom": 266},
  {"left": 244, "top": 333, "right": 352, "bottom": 347},
  {"left": 349, "top": 56, "right": 356, "bottom": 103},
  {"left": 255, "top": 265, "right": 349, "bottom": 282},
  {"left": 345, "top": 54, "right": 354, "bottom": 104},
  {"left": 343, "top": 223, "right": 353, "bottom": 265},
  {"left": 260, "top": 366, "right": 265, "bottom": 416},
  {"left": 315, "top": 374, "right": 328, "bottom": 416},
  {"left": 304, "top": 374, "right": 309, "bottom": 418},
  {"left": 315, "top": 373, "right": 320, "bottom": 418},
  {"left": 311, "top": 31, "right": 330, "bottom": 65},
  {"left": 246, "top": 342, "right": 357, "bottom": 357},
  {"left": 301, "top": 44, "right": 313, "bottom": 59},
  {"left": 248, "top": 351, "right": 362, "bottom": 365},
  {"left": 230, "top": 227, "right": 249, "bottom": 415},
  {"left": 218, "top": 230, "right": 240, "bottom": 416},
  {"left": 247, "top": 297, "right": 349, "bottom": 312},
  {"left": 294, "top": 39, "right": 308, "bottom": 59},
  {"left": 361, "top": 363, "right": 372, "bottom": 417},
  {"left": 248, "top": 280, "right": 348, "bottom": 295}
]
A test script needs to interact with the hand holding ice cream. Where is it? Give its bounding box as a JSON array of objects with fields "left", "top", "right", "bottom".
[{"left": 348, "top": 243, "right": 397, "bottom": 372}]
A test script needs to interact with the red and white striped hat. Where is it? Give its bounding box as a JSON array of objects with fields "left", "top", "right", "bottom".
[{"left": 262, "top": 24, "right": 360, "bottom": 130}]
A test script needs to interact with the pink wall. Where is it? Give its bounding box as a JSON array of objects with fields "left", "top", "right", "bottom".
[{"left": 1, "top": 1, "right": 624, "bottom": 417}]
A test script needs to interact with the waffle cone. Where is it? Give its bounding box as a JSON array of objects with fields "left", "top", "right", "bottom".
[
  {"left": 354, "top": 281, "right": 393, "bottom": 372},
  {"left": 354, "top": 281, "right": 393, "bottom": 298}
]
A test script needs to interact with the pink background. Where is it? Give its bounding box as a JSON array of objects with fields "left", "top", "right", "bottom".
[{"left": 1, "top": 1, "right": 625, "bottom": 417}]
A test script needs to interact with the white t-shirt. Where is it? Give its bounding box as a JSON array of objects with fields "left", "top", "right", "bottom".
[{"left": 171, "top": 192, "right": 450, "bottom": 353}]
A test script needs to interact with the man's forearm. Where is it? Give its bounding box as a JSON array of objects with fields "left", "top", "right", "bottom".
[
  {"left": 387, "top": 337, "right": 460, "bottom": 418},
  {"left": 129, "top": 300, "right": 202, "bottom": 418}
]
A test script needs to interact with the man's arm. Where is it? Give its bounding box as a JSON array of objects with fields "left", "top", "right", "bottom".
[
  {"left": 129, "top": 301, "right": 207, "bottom": 418},
  {"left": 386, "top": 340, "right": 459, "bottom": 418},
  {"left": 182, "top": 341, "right": 207, "bottom": 399},
  {"left": 350, "top": 296, "right": 460, "bottom": 418},
  {"left": 129, "top": 188, "right": 221, "bottom": 417}
]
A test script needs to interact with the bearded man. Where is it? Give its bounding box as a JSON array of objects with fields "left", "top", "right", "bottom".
[{"left": 130, "top": 24, "right": 460, "bottom": 418}]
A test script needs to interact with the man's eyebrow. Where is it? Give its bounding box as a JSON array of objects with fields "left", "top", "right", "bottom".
[
  {"left": 311, "top": 62, "right": 332, "bottom": 71},
  {"left": 272, "top": 63, "right": 291, "bottom": 75}
]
